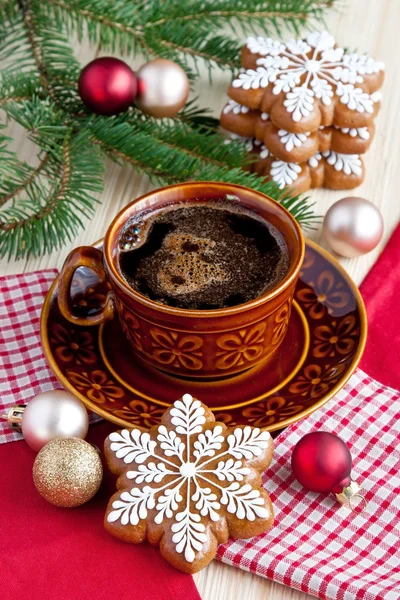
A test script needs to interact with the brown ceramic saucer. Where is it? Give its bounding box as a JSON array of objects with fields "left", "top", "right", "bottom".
[{"left": 41, "top": 239, "right": 366, "bottom": 432}]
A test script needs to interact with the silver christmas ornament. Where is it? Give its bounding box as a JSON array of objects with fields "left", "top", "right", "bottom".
[
  {"left": 135, "top": 59, "right": 189, "bottom": 118},
  {"left": 323, "top": 197, "right": 384, "bottom": 258},
  {"left": 2, "top": 390, "right": 89, "bottom": 452}
]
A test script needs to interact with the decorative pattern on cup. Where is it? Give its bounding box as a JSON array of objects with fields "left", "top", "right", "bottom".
[
  {"left": 215, "top": 322, "right": 266, "bottom": 370},
  {"left": 271, "top": 299, "right": 292, "bottom": 346},
  {"left": 150, "top": 328, "right": 204, "bottom": 371},
  {"left": 121, "top": 311, "right": 143, "bottom": 352}
]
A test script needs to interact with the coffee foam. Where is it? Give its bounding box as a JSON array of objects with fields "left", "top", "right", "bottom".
[{"left": 157, "top": 233, "right": 228, "bottom": 296}]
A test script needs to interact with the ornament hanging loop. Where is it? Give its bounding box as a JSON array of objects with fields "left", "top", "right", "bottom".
[
  {"left": 348, "top": 494, "right": 368, "bottom": 512},
  {"left": 1, "top": 404, "right": 26, "bottom": 431},
  {"left": 335, "top": 480, "right": 366, "bottom": 512}
]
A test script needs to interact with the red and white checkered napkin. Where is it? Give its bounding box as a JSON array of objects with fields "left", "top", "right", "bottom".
[
  {"left": 0, "top": 271, "right": 60, "bottom": 444},
  {"left": 2, "top": 271, "right": 400, "bottom": 598},
  {"left": 0, "top": 270, "right": 104, "bottom": 445},
  {"left": 218, "top": 370, "right": 400, "bottom": 599}
]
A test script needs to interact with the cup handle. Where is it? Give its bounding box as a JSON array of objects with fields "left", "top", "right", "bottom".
[{"left": 58, "top": 246, "right": 115, "bottom": 326}]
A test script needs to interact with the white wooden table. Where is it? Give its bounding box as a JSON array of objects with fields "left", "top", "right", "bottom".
[{"left": 2, "top": 1, "right": 399, "bottom": 598}]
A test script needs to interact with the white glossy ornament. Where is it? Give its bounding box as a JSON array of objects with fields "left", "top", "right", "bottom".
[
  {"left": 135, "top": 59, "right": 189, "bottom": 118},
  {"left": 21, "top": 390, "right": 89, "bottom": 452},
  {"left": 323, "top": 197, "right": 384, "bottom": 258}
]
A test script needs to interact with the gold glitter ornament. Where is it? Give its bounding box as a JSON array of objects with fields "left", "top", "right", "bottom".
[{"left": 33, "top": 438, "right": 103, "bottom": 507}]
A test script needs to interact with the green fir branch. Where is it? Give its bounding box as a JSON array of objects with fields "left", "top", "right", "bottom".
[
  {"left": 143, "top": 28, "right": 241, "bottom": 73},
  {"left": 177, "top": 100, "right": 220, "bottom": 130},
  {"left": 86, "top": 110, "right": 252, "bottom": 170},
  {"left": 86, "top": 113, "right": 316, "bottom": 225},
  {"left": 46, "top": 0, "right": 337, "bottom": 67},
  {"left": 0, "top": 7, "right": 37, "bottom": 73},
  {"left": 0, "top": 0, "right": 333, "bottom": 259},
  {"left": 141, "top": 0, "right": 333, "bottom": 34},
  {"left": 46, "top": 0, "right": 155, "bottom": 57},
  {"left": 0, "top": 126, "right": 104, "bottom": 259},
  {"left": 0, "top": 144, "right": 49, "bottom": 209},
  {"left": 0, "top": 72, "right": 42, "bottom": 108}
]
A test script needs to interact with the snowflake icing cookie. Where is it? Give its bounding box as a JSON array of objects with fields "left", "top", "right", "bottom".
[
  {"left": 253, "top": 145, "right": 365, "bottom": 194},
  {"left": 104, "top": 394, "right": 274, "bottom": 573},
  {"left": 221, "top": 103, "right": 375, "bottom": 162},
  {"left": 228, "top": 30, "right": 384, "bottom": 133},
  {"left": 224, "top": 133, "right": 364, "bottom": 194}
]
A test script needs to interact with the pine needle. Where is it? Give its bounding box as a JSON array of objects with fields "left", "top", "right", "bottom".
[{"left": 0, "top": 0, "right": 335, "bottom": 259}]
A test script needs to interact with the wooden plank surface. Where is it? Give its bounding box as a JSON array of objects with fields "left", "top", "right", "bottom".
[{"left": 1, "top": 1, "right": 399, "bottom": 598}]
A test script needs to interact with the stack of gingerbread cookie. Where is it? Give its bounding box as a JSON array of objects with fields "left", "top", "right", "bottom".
[{"left": 221, "top": 30, "right": 384, "bottom": 193}]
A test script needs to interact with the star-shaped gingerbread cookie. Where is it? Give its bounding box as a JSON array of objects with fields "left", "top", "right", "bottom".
[
  {"left": 228, "top": 30, "right": 384, "bottom": 133},
  {"left": 104, "top": 394, "right": 274, "bottom": 573}
]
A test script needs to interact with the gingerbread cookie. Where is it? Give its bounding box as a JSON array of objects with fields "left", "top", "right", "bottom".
[
  {"left": 224, "top": 131, "right": 365, "bottom": 193},
  {"left": 228, "top": 30, "right": 384, "bottom": 133},
  {"left": 221, "top": 104, "right": 375, "bottom": 162},
  {"left": 221, "top": 99, "right": 260, "bottom": 138},
  {"left": 253, "top": 146, "right": 364, "bottom": 194},
  {"left": 330, "top": 124, "right": 375, "bottom": 154},
  {"left": 104, "top": 394, "right": 274, "bottom": 573}
]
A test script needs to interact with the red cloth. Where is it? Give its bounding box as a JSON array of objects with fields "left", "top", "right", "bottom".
[
  {"left": 0, "top": 420, "right": 200, "bottom": 600},
  {"left": 0, "top": 273, "right": 200, "bottom": 600},
  {"left": 360, "top": 223, "right": 400, "bottom": 391}
]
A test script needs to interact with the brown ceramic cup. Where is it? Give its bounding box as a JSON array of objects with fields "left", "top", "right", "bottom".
[{"left": 58, "top": 182, "right": 304, "bottom": 378}]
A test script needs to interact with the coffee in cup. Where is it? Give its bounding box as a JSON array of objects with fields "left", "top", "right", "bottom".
[{"left": 118, "top": 200, "right": 290, "bottom": 310}]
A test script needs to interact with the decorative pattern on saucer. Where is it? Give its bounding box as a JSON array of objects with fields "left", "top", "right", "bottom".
[
  {"left": 104, "top": 394, "right": 274, "bottom": 573},
  {"left": 42, "top": 240, "right": 365, "bottom": 431}
]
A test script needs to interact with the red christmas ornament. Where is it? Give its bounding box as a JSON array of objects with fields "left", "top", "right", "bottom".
[
  {"left": 291, "top": 431, "right": 365, "bottom": 507},
  {"left": 78, "top": 57, "right": 137, "bottom": 115}
]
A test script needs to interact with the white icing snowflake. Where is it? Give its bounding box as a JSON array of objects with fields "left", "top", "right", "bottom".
[
  {"left": 307, "top": 150, "right": 362, "bottom": 175},
  {"left": 233, "top": 30, "right": 384, "bottom": 121},
  {"left": 106, "top": 394, "right": 271, "bottom": 564},
  {"left": 259, "top": 144, "right": 270, "bottom": 159},
  {"left": 233, "top": 67, "right": 272, "bottom": 91},
  {"left": 278, "top": 129, "right": 310, "bottom": 152},
  {"left": 224, "top": 132, "right": 261, "bottom": 153},
  {"left": 308, "top": 152, "right": 322, "bottom": 168},
  {"left": 336, "top": 126, "right": 370, "bottom": 140},
  {"left": 246, "top": 36, "right": 284, "bottom": 57},
  {"left": 223, "top": 99, "right": 250, "bottom": 115},
  {"left": 371, "top": 91, "right": 382, "bottom": 103},
  {"left": 270, "top": 160, "right": 302, "bottom": 188},
  {"left": 322, "top": 151, "right": 362, "bottom": 176}
]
